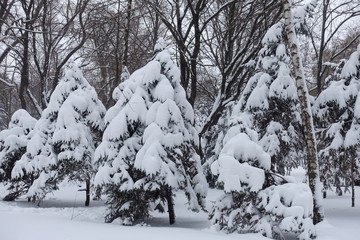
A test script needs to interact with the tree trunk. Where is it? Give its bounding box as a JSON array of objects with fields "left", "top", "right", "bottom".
[
  {"left": 351, "top": 156, "right": 355, "bottom": 207},
  {"left": 152, "top": 0, "right": 160, "bottom": 49},
  {"left": 19, "top": 1, "right": 32, "bottom": 110},
  {"left": 0, "top": 0, "right": 9, "bottom": 32},
  {"left": 282, "top": 0, "right": 324, "bottom": 224},
  {"left": 179, "top": 53, "right": 189, "bottom": 90},
  {"left": 188, "top": 12, "right": 201, "bottom": 107},
  {"left": 19, "top": 43, "right": 29, "bottom": 110},
  {"left": 165, "top": 187, "right": 175, "bottom": 225},
  {"left": 85, "top": 179, "right": 90, "bottom": 207},
  {"left": 123, "top": 0, "right": 132, "bottom": 68},
  {"left": 316, "top": 0, "right": 329, "bottom": 95}
]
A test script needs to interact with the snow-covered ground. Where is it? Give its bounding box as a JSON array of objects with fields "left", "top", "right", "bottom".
[{"left": 0, "top": 183, "right": 359, "bottom": 240}]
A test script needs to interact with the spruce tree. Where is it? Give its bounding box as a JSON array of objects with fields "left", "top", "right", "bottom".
[
  {"left": 209, "top": 115, "right": 315, "bottom": 239},
  {"left": 94, "top": 39, "right": 207, "bottom": 225},
  {"left": 210, "top": 2, "right": 320, "bottom": 237},
  {"left": 234, "top": 22, "right": 305, "bottom": 175},
  {"left": 314, "top": 45, "right": 360, "bottom": 205},
  {"left": 12, "top": 62, "right": 105, "bottom": 205},
  {"left": 0, "top": 109, "right": 36, "bottom": 201}
]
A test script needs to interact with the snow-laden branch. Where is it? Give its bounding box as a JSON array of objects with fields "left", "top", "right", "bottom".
[
  {"left": 0, "top": 77, "right": 16, "bottom": 87},
  {"left": 331, "top": 32, "right": 360, "bottom": 61}
]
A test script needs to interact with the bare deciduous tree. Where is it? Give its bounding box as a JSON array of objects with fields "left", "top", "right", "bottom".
[
  {"left": 308, "top": 0, "right": 360, "bottom": 94},
  {"left": 198, "top": 0, "right": 282, "bottom": 140}
]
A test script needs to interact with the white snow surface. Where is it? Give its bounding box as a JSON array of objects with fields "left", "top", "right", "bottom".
[{"left": 0, "top": 183, "right": 359, "bottom": 240}]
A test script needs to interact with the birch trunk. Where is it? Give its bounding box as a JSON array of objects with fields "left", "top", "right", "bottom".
[
  {"left": 282, "top": 0, "right": 324, "bottom": 224},
  {"left": 351, "top": 153, "right": 355, "bottom": 207}
]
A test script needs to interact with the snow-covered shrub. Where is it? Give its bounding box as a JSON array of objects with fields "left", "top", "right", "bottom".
[
  {"left": 209, "top": 115, "right": 315, "bottom": 239},
  {"left": 314, "top": 45, "right": 360, "bottom": 195},
  {"left": 209, "top": 114, "right": 270, "bottom": 230},
  {"left": 94, "top": 39, "right": 207, "bottom": 225},
  {"left": 12, "top": 62, "right": 105, "bottom": 204},
  {"left": 256, "top": 183, "right": 315, "bottom": 240},
  {"left": 0, "top": 110, "right": 36, "bottom": 200}
]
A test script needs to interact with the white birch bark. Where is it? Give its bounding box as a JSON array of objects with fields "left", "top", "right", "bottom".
[{"left": 282, "top": 0, "right": 324, "bottom": 224}]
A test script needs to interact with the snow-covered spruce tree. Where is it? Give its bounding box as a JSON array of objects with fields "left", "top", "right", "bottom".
[
  {"left": 203, "top": 22, "right": 304, "bottom": 188},
  {"left": 313, "top": 60, "right": 351, "bottom": 197},
  {"left": 12, "top": 62, "right": 105, "bottom": 206},
  {"left": 0, "top": 110, "right": 36, "bottom": 201},
  {"left": 314, "top": 45, "right": 360, "bottom": 205},
  {"left": 94, "top": 39, "right": 207, "bottom": 225},
  {"left": 234, "top": 22, "right": 304, "bottom": 175},
  {"left": 209, "top": 115, "right": 315, "bottom": 239}
]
